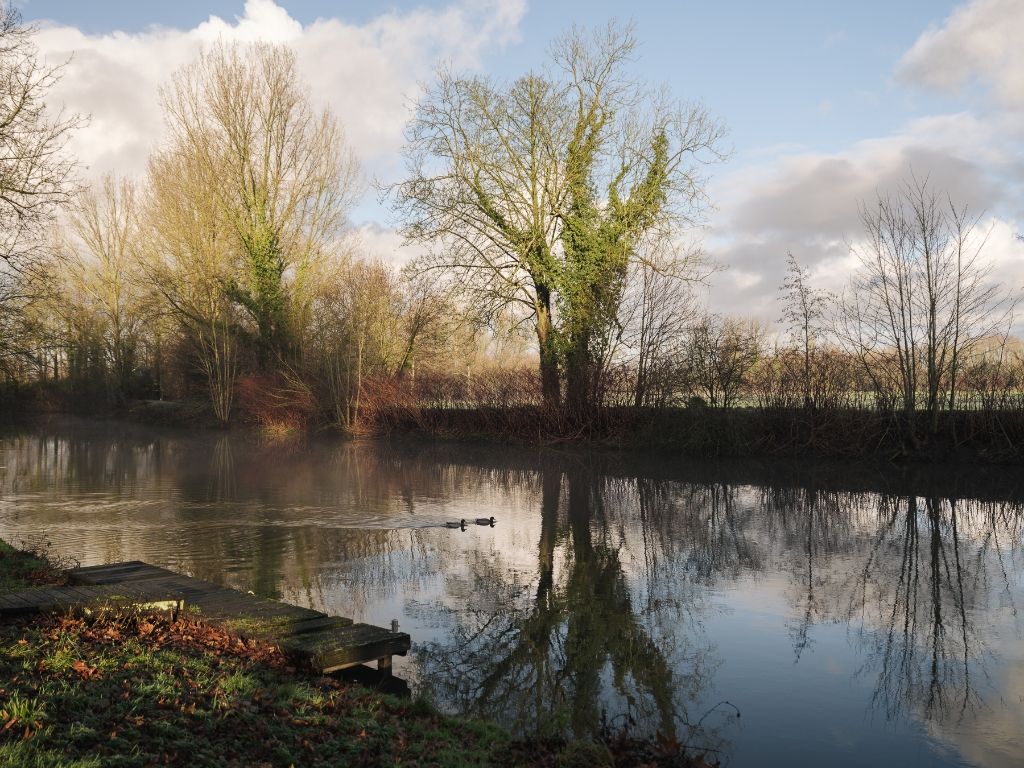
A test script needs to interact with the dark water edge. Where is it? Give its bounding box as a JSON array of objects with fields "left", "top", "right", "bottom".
[
  {"left": 378, "top": 405, "right": 1024, "bottom": 464},
  {"left": 1, "top": 417, "right": 1023, "bottom": 767}
]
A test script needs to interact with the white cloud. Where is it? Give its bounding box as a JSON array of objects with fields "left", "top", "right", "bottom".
[
  {"left": 897, "top": 0, "right": 1024, "bottom": 109},
  {"left": 697, "top": 0, "right": 1024, "bottom": 324},
  {"left": 704, "top": 110, "right": 1024, "bottom": 323},
  {"left": 354, "top": 222, "right": 426, "bottom": 268},
  {"left": 34, "top": 0, "right": 526, "bottom": 182}
]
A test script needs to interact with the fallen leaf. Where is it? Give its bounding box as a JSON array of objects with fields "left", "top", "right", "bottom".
[{"left": 71, "top": 660, "right": 100, "bottom": 680}]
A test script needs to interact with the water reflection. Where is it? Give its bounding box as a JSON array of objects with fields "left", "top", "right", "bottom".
[
  {"left": 415, "top": 465, "right": 727, "bottom": 752},
  {"left": 1, "top": 420, "right": 1023, "bottom": 767},
  {"left": 849, "top": 497, "right": 1009, "bottom": 724}
]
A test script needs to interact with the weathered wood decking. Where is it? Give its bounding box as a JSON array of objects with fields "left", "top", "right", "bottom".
[
  {"left": 0, "top": 583, "right": 184, "bottom": 617},
  {"left": 0, "top": 560, "right": 410, "bottom": 674}
]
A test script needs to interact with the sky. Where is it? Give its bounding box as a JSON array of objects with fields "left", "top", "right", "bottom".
[{"left": 17, "top": 0, "right": 1024, "bottom": 324}]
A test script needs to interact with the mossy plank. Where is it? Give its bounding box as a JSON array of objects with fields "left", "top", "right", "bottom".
[
  {"left": 277, "top": 615, "right": 354, "bottom": 635},
  {"left": 281, "top": 623, "right": 411, "bottom": 671},
  {"left": 69, "top": 560, "right": 148, "bottom": 575},
  {"left": 0, "top": 585, "right": 185, "bottom": 618}
]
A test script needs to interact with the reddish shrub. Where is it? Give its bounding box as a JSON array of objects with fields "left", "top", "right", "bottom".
[{"left": 235, "top": 371, "right": 317, "bottom": 432}]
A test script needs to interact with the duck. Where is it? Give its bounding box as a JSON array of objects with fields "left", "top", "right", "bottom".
[
  {"left": 444, "top": 519, "right": 467, "bottom": 530},
  {"left": 474, "top": 517, "right": 496, "bottom": 526}
]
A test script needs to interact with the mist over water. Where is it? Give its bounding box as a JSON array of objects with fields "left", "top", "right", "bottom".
[{"left": 1, "top": 419, "right": 1022, "bottom": 767}]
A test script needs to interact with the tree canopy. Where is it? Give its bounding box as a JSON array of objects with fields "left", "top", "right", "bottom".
[{"left": 393, "top": 22, "right": 725, "bottom": 416}]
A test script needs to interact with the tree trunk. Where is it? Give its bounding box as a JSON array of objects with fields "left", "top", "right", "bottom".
[
  {"left": 536, "top": 290, "right": 560, "bottom": 411},
  {"left": 564, "top": 330, "right": 594, "bottom": 421}
]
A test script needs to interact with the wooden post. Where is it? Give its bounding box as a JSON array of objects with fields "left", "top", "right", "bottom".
[{"left": 377, "top": 656, "right": 392, "bottom": 675}]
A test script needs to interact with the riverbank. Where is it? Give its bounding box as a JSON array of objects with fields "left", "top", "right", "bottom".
[
  {"left": 0, "top": 540, "right": 710, "bottom": 767},
  {"left": 374, "top": 405, "right": 1024, "bottom": 464},
  {"left": 9, "top": 380, "right": 1023, "bottom": 464}
]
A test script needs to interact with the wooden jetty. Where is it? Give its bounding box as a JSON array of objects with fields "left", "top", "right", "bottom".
[
  {"left": 0, "top": 583, "right": 184, "bottom": 617},
  {"left": 1, "top": 560, "right": 410, "bottom": 674}
]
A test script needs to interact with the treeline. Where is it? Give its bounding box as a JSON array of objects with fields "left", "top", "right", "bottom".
[
  {"left": 0, "top": 9, "right": 1022, "bottom": 459},
  {"left": 0, "top": 29, "right": 504, "bottom": 429}
]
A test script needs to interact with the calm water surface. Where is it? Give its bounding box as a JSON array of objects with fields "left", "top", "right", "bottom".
[{"left": 1, "top": 419, "right": 1023, "bottom": 767}]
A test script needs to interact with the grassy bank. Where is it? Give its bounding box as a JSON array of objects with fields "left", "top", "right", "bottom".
[
  {"left": 0, "top": 541, "right": 709, "bottom": 767},
  {"left": 0, "top": 540, "right": 69, "bottom": 592}
]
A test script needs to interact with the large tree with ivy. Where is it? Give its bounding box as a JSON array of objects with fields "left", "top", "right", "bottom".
[
  {"left": 157, "top": 43, "right": 360, "bottom": 370},
  {"left": 394, "top": 23, "right": 724, "bottom": 417}
]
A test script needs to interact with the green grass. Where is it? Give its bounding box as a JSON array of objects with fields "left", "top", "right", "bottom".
[
  {"left": 0, "top": 542, "right": 517, "bottom": 766},
  {"left": 0, "top": 540, "right": 67, "bottom": 593},
  {"left": 0, "top": 610, "right": 515, "bottom": 768},
  {"left": 0, "top": 539, "right": 699, "bottom": 767}
]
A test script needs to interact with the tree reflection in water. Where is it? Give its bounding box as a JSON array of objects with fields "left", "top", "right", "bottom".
[
  {"left": 847, "top": 496, "right": 1021, "bottom": 724},
  {"left": 414, "top": 455, "right": 1023, "bottom": 752},
  {"left": 767, "top": 484, "right": 1023, "bottom": 725},
  {"left": 416, "top": 464, "right": 733, "bottom": 755}
]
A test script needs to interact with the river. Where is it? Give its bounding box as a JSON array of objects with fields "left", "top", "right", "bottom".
[{"left": 1, "top": 418, "right": 1022, "bottom": 767}]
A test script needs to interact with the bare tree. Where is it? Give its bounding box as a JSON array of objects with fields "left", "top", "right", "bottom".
[
  {"left": 838, "top": 176, "right": 1013, "bottom": 437},
  {"left": 328, "top": 260, "right": 403, "bottom": 426},
  {"left": 779, "top": 252, "right": 831, "bottom": 408},
  {"left": 56, "top": 175, "right": 152, "bottom": 399},
  {"left": 141, "top": 41, "right": 362, "bottom": 421},
  {"left": 145, "top": 141, "right": 239, "bottom": 423},
  {"left": 393, "top": 22, "right": 724, "bottom": 414},
  {"left": 684, "top": 316, "right": 764, "bottom": 408},
  {"left": 0, "top": 2, "right": 82, "bottom": 370},
  {"left": 307, "top": 258, "right": 469, "bottom": 429},
  {"left": 617, "top": 237, "right": 705, "bottom": 408}
]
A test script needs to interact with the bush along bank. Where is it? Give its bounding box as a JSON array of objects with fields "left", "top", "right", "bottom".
[{"left": 371, "top": 404, "right": 1024, "bottom": 464}]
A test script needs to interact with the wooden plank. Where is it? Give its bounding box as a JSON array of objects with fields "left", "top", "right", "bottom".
[
  {"left": 69, "top": 560, "right": 148, "bottom": 576},
  {"left": 68, "top": 564, "right": 155, "bottom": 582},
  {"left": 61, "top": 585, "right": 125, "bottom": 603},
  {"left": 286, "top": 616, "right": 356, "bottom": 634},
  {"left": 217, "top": 614, "right": 350, "bottom": 641},
  {"left": 54, "top": 560, "right": 411, "bottom": 671},
  {"left": 0, "top": 595, "right": 37, "bottom": 615},
  {"left": 19, "top": 587, "right": 70, "bottom": 607},
  {"left": 0, "top": 590, "right": 38, "bottom": 609},
  {"left": 198, "top": 602, "right": 309, "bottom": 622},
  {"left": 188, "top": 589, "right": 262, "bottom": 609},
  {"left": 190, "top": 590, "right": 316, "bottom": 616},
  {"left": 281, "top": 623, "right": 411, "bottom": 672},
  {"left": 0, "top": 585, "right": 185, "bottom": 618},
  {"left": 71, "top": 563, "right": 186, "bottom": 585},
  {"left": 149, "top": 581, "right": 217, "bottom": 600},
  {"left": 268, "top": 616, "right": 354, "bottom": 638},
  {"left": 73, "top": 569, "right": 174, "bottom": 585}
]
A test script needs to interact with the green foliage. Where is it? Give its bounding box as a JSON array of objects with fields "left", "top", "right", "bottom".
[
  {"left": 1, "top": 694, "right": 45, "bottom": 728},
  {"left": 555, "top": 740, "right": 614, "bottom": 768},
  {"left": 0, "top": 743, "right": 102, "bottom": 768},
  {"left": 561, "top": 121, "right": 674, "bottom": 415},
  {"left": 224, "top": 214, "right": 291, "bottom": 369},
  {"left": 0, "top": 540, "right": 66, "bottom": 593},
  {"left": 0, "top": 612, "right": 518, "bottom": 768}
]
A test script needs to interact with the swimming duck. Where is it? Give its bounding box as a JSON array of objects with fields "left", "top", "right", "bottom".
[
  {"left": 445, "top": 519, "right": 467, "bottom": 530},
  {"left": 474, "top": 517, "right": 496, "bottom": 526}
]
